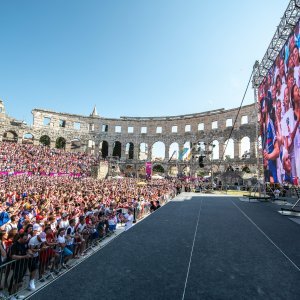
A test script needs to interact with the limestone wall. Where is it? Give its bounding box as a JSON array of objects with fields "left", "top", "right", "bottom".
[{"left": 0, "top": 99, "right": 258, "bottom": 173}]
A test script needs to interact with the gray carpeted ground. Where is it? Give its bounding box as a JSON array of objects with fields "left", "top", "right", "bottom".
[{"left": 30, "top": 195, "right": 300, "bottom": 300}]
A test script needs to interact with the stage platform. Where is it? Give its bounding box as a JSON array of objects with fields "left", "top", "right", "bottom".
[{"left": 30, "top": 193, "right": 300, "bottom": 300}]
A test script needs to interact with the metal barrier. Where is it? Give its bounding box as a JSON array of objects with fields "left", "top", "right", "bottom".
[{"left": 0, "top": 192, "right": 175, "bottom": 299}]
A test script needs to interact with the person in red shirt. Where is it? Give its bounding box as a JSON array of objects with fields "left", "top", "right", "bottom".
[{"left": 39, "top": 227, "right": 59, "bottom": 277}]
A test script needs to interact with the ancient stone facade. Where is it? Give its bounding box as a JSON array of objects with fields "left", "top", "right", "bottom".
[{"left": 0, "top": 99, "right": 258, "bottom": 177}]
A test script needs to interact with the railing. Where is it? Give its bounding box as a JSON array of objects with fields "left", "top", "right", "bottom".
[{"left": 0, "top": 192, "right": 174, "bottom": 299}]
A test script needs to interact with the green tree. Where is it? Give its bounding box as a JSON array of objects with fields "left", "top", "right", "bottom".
[
  {"left": 56, "top": 137, "right": 66, "bottom": 149},
  {"left": 40, "top": 135, "right": 50, "bottom": 146},
  {"left": 153, "top": 164, "right": 164, "bottom": 173}
]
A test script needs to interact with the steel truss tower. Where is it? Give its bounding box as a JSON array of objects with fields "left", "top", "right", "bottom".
[{"left": 253, "top": 0, "right": 300, "bottom": 87}]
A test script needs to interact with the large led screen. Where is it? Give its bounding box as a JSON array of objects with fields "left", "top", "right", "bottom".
[{"left": 259, "top": 20, "right": 300, "bottom": 185}]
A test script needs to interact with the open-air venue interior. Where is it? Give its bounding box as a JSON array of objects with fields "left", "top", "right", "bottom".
[{"left": 1, "top": 0, "right": 300, "bottom": 299}]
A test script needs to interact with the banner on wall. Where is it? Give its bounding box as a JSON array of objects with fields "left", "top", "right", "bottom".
[
  {"left": 0, "top": 171, "right": 82, "bottom": 177},
  {"left": 145, "top": 162, "right": 152, "bottom": 178},
  {"left": 258, "top": 19, "right": 300, "bottom": 185},
  {"left": 179, "top": 148, "right": 189, "bottom": 160}
]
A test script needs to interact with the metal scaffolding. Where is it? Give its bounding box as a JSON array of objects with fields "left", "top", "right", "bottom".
[{"left": 253, "top": 0, "right": 300, "bottom": 88}]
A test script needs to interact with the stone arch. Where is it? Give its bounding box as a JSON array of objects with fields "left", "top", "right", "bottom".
[
  {"left": 242, "top": 165, "right": 251, "bottom": 173},
  {"left": 152, "top": 141, "right": 165, "bottom": 161},
  {"left": 100, "top": 141, "right": 109, "bottom": 158},
  {"left": 240, "top": 136, "right": 250, "bottom": 158},
  {"left": 23, "top": 133, "right": 34, "bottom": 144},
  {"left": 87, "top": 140, "right": 95, "bottom": 154},
  {"left": 112, "top": 141, "right": 122, "bottom": 158},
  {"left": 168, "top": 164, "right": 179, "bottom": 177},
  {"left": 39, "top": 135, "right": 51, "bottom": 146},
  {"left": 56, "top": 137, "right": 66, "bottom": 149},
  {"left": 182, "top": 165, "right": 190, "bottom": 176},
  {"left": 137, "top": 165, "right": 146, "bottom": 179},
  {"left": 169, "top": 142, "right": 179, "bottom": 160},
  {"left": 139, "top": 143, "right": 148, "bottom": 160},
  {"left": 71, "top": 138, "right": 81, "bottom": 151},
  {"left": 198, "top": 141, "right": 206, "bottom": 153},
  {"left": 224, "top": 138, "right": 234, "bottom": 160},
  {"left": 3, "top": 130, "right": 18, "bottom": 142},
  {"left": 125, "top": 142, "right": 134, "bottom": 159},
  {"left": 124, "top": 164, "right": 135, "bottom": 177},
  {"left": 212, "top": 140, "right": 219, "bottom": 160}
]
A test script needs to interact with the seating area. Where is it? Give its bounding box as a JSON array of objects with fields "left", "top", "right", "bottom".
[{"left": 0, "top": 142, "right": 99, "bottom": 176}]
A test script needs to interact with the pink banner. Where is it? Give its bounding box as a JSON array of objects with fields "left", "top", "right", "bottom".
[
  {"left": 0, "top": 171, "right": 82, "bottom": 177},
  {"left": 146, "top": 162, "right": 152, "bottom": 178}
]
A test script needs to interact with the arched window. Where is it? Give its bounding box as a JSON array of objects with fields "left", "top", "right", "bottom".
[
  {"left": 71, "top": 138, "right": 81, "bottom": 150},
  {"left": 241, "top": 137, "right": 250, "bottom": 158},
  {"left": 152, "top": 142, "right": 165, "bottom": 161},
  {"left": 139, "top": 143, "right": 148, "bottom": 160},
  {"left": 181, "top": 141, "right": 191, "bottom": 161},
  {"left": 112, "top": 141, "right": 122, "bottom": 158},
  {"left": 169, "top": 143, "right": 179, "bottom": 160},
  {"left": 224, "top": 139, "right": 234, "bottom": 159},
  {"left": 3, "top": 131, "right": 18, "bottom": 142},
  {"left": 100, "top": 141, "right": 108, "bottom": 158},
  {"left": 23, "top": 133, "right": 34, "bottom": 144},
  {"left": 125, "top": 142, "right": 134, "bottom": 159},
  {"left": 212, "top": 140, "right": 219, "bottom": 160}
]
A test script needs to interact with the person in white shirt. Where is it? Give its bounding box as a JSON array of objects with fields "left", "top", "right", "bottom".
[
  {"left": 5, "top": 215, "right": 18, "bottom": 233},
  {"left": 275, "top": 75, "right": 287, "bottom": 116},
  {"left": 282, "top": 88, "right": 299, "bottom": 180},
  {"left": 291, "top": 83, "right": 300, "bottom": 182},
  {"left": 293, "top": 46, "right": 300, "bottom": 87},
  {"left": 59, "top": 213, "right": 69, "bottom": 229},
  {"left": 66, "top": 219, "right": 76, "bottom": 254},
  {"left": 27, "top": 232, "right": 47, "bottom": 291},
  {"left": 124, "top": 209, "right": 134, "bottom": 231},
  {"left": 75, "top": 216, "right": 87, "bottom": 256},
  {"left": 56, "top": 228, "right": 72, "bottom": 268}
]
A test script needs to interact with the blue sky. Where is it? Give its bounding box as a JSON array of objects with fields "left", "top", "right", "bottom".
[{"left": 0, "top": 0, "right": 288, "bottom": 124}]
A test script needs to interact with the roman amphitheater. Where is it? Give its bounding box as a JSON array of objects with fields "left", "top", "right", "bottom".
[{"left": 0, "top": 99, "right": 258, "bottom": 181}]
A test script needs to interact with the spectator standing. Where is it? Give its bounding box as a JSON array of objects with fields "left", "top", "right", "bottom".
[
  {"left": 27, "top": 232, "right": 47, "bottom": 291},
  {"left": 150, "top": 201, "right": 156, "bottom": 213},
  {"left": 124, "top": 209, "right": 134, "bottom": 231},
  {"left": 5, "top": 215, "right": 18, "bottom": 233},
  {"left": 56, "top": 228, "right": 72, "bottom": 269},
  {"left": 0, "top": 231, "right": 7, "bottom": 265},
  {"left": 8, "top": 232, "right": 30, "bottom": 297},
  {"left": 108, "top": 213, "right": 117, "bottom": 233},
  {"left": 66, "top": 219, "right": 76, "bottom": 257},
  {"left": 155, "top": 200, "right": 161, "bottom": 209},
  {"left": 59, "top": 213, "right": 69, "bottom": 229}
]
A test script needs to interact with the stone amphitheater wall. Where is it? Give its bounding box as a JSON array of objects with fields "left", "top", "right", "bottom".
[{"left": 0, "top": 100, "right": 258, "bottom": 174}]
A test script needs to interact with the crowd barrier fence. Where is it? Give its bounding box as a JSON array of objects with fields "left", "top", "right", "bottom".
[{"left": 0, "top": 192, "right": 175, "bottom": 299}]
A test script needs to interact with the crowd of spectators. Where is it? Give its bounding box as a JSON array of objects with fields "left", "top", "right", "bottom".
[
  {"left": 0, "top": 142, "right": 177, "bottom": 298},
  {"left": 0, "top": 142, "right": 98, "bottom": 176}
]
